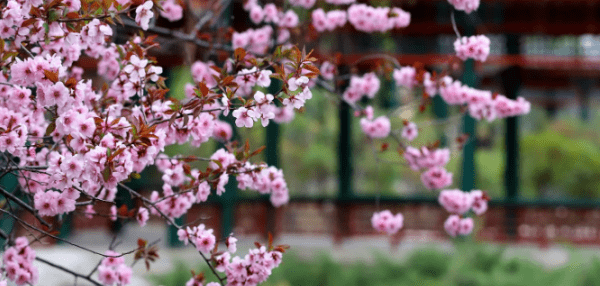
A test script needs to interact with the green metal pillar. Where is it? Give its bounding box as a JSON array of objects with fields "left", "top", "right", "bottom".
[
  {"left": 502, "top": 67, "right": 521, "bottom": 200},
  {"left": 335, "top": 65, "right": 352, "bottom": 244},
  {"left": 457, "top": 12, "right": 477, "bottom": 192},
  {"left": 219, "top": 115, "right": 237, "bottom": 239},
  {"left": 576, "top": 78, "right": 592, "bottom": 122},
  {"left": 265, "top": 81, "right": 282, "bottom": 167},
  {"left": 433, "top": 96, "right": 448, "bottom": 147},
  {"left": 0, "top": 173, "right": 17, "bottom": 245},
  {"left": 338, "top": 96, "right": 353, "bottom": 199},
  {"left": 264, "top": 80, "right": 282, "bottom": 239},
  {"left": 501, "top": 34, "right": 522, "bottom": 239},
  {"left": 167, "top": 216, "right": 185, "bottom": 247},
  {"left": 461, "top": 62, "right": 477, "bottom": 192}
]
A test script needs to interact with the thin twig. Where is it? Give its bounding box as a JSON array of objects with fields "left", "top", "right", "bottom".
[
  {"left": 451, "top": 11, "right": 461, "bottom": 39},
  {"left": 0, "top": 208, "right": 141, "bottom": 258},
  {"left": 0, "top": 186, "right": 52, "bottom": 228},
  {"left": 35, "top": 256, "right": 103, "bottom": 286}
]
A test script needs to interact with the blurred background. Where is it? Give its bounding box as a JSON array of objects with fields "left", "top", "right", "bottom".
[{"left": 7, "top": 0, "right": 600, "bottom": 285}]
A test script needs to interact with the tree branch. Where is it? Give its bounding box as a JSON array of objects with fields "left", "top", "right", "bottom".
[
  {"left": 0, "top": 186, "right": 52, "bottom": 228},
  {"left": 120, "top": 19, "right": 233, "bottom": 52},
  {"left": 35, "top": 256, "right": 103, "bottom": 286}
]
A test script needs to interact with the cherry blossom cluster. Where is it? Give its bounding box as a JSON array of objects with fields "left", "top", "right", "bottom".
[
  {"left": 151, "top": 167, "right": 211, "bottom": 219},
  {"left": 0, "top": 107, "right": 28, "bottom": 154},
  {"left": 236, "top": 164, "right": 290, "bottom": 207},
  {"left": 356, "top": 106, "right": 391, "bottom": 139},
  {"left": 360, "top": 116, "right": 391, "bottom": 139},
  {"left": 438, "top": 76, "right": 531, "bottom": 121},
  {"left": 444, "top": 215, "right": 474, "bottom": 237},
  {"left": 392, "top": 66, "right": 439, "bottom": 97},
  {"left": 311, "top": 9, "right": 347, "bottom": 33},
  {"left": 393, "top": 68, "right": 531, "bottom": 122},
  {"left": 33, "top": 189, "right": 77, "bottom": 217},
  {"left": 403, "top": 146, "right": 453, "bottom": 190},
  {"left": 371, "top": 210, "right": 404, "bottom": 235},
  {"left": 403, "top": 147, "right": 451, "bottom": 171},
  {"left": 281, "top": 77, "right": 313, "bottom": 111},
  {"left": 177, "top": 224, "right": 217, "bottom": 253},
  {"left": 439, "top": 189, "right": 489, "bottom": 237},
  {"left": 159, "top": 0, "right": 184, "bottom": 22},
  {"left": 392, "top": 67, "right": 438, "bottom": 97},
  {"left": 447, "top": 0, "right": 480, "bottom": 14},
  {"left": 180, "top": 225, "right": 283, "bottom": 286},
  {"left": 347, "top": 4, "right": 411, "bottom": 33},
  {"left": 232, "top": 26, "right": 276, "bottom": 55},
  {"left": 248, "top": 4, "right": 299, "bottom": 29},
  {"left": 438, "top": 189, "right": 488, "bottom": 216},
  {"left": 319, "top": 61, "right": 336, "bottom": 81},
  {"left": 97, "top": 251, "right": 133, "bottom": 286},
  {"left": 343, "top": 73, "right": 380, "bottom": 104},
  {"left": 420, "top": 167, "right": 453, "bottom": 190},
  {"left": 454, "top": 35, "right": 491, "bottom": 62},
  {"left": 213, "top": 245, "right": 283, "bottom": 286},
  {"left": 401, "top": 121, "right": 418, "bottom": 141},
  {"left": 2, "top": 237, "right": 38, "bottom": 286}
]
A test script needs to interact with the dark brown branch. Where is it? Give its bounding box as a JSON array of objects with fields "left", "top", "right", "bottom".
[
  {"left": 0, "top": 208, "right": 141, "bottom": 258},
  {"left": 0, "top": 186, "right": 52, "bottom": 228},
  {"left": 55, "top": 8, "right": 134, "bottom": 23},
  {"left": 120, "top": 19, "right": 232, "bottom": 52},
  {"left": 35, "top": 256, "right": 103, "bottom": 286}
]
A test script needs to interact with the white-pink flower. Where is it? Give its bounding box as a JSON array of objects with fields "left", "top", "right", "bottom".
[
  {"left": 371, "top": 210, "right": 403, "bottom": 235},
  {"left": 135, "top": 1, "right": 154, "bottom": 30},
  {"left": 421, "top": 167, "right": 453, "bottom": 190},
  {"left": 137, "top": 207, "right": 149, "bottom": 227},
  {"left": 438, "top": 189, "right": 473, "bottom": 215},
  {"left": 401, "top": 122, "right": 418, "bottom": 141}
]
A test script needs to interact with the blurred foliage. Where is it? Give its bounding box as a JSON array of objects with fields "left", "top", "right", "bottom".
[
  {"left": 150, "top": 242, "right": 600, "bottom": 286},
  {"left": 520, "top": 124, "right": 600, "bottom": 199}
]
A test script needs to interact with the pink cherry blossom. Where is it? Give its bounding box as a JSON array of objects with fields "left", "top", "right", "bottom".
[
  {"left": 249, "top": 5, "right": 264, "bottom": 24},
  {"left": 232, "top": 107, "right": 256, "bottom": 128},
  {"left": 135, "top": 1, "right": 154, "bottom": 30},
  {"left": 196, "top": 181, "right": 211, "bottom": 202},
  {"left": 3, "top": 237, "right": 38, "bottom": 286},
  {"left": 371, "top": 210, "right": 404, "bottom": 235},
  {"left": 470, "top": 190, "right": 488, "bottom": 215},
  {"left": 438, "top": 189, "right": 473, "bottom": 214},
  {"left": 393, "top": 66, "right": 417, "bottom": 89},
  {"left": 421, "top": 167, "right": 453, "bottom": 190},
  {"left": 458, "top": 217, "right": 474, "bottom": 235},
  {"left": 454, "top": 35, "right": 490, "bottom": 62},
  {"left": 448, "top": 0, "right": 480, "bottom": 14},
  {"left": 444, "top": 215, "right": 460, "bottom": 237},
  {"left": 137, "top": 207, "right": 149, "bottom": 227},
  {"left": 226, "top": 236, "right": 238, "bottom": 254},
  {"left": 160, "top": 0, "right": 183, "bottom": 22},
  {"left": 360, "top": 116, "right": 391, "bottom": 138},
  {"left": 401, "top": 122, "right": 418, "bottom": 141}
]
